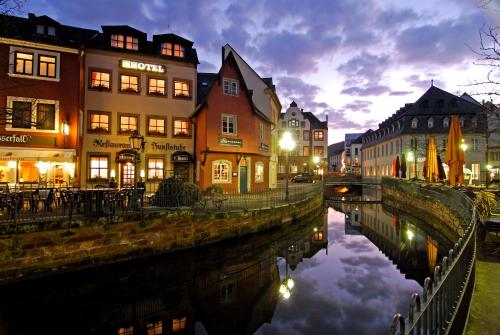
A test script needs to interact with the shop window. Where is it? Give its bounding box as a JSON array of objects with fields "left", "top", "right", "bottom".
[
  {"left": 303, "top": 146, "right": 310, "bottom": 156},
  {"left": 12, "top": 101, "right": 32, "bottom": 128},
  {"left": 212, "top": 160, "right": 231, "bottom": 183},
  {"left": 173, "top": 80, "right": 191, "bottom": 98},
  {"left": 125, "top": 36, "right": 138, "bottom": 50},
  {"left": 303, "top": 130, "right": 310, "bottom": 141},
  {"left": 111, "top": 34, "right": 124, "bottom": 48},
  {"left": 89, "top": 70, "right": 111, "bottom": 90},
  {"left": 172, "top": 317, "right": 187, "bottom": 332},
  {"left": 223, "top": 78, "right": 239, "bottom": 96},
  {"left": 0, "top": 161, "right": 16, "bottom": 183},
  {"left": 173, "top": 119, "right": 191, "bottom": 137},
  {"left": 36, "top": 103, "right": 55, "bottom": 130},
  {"left": 88, "top": 112, "right": 110, "bottom": 133},
  {"left": 119, "top": 115, "right": 138, "bottom": 134},
  {"left": 89, "top": 155, "right": 109, "bottom": 179},
  {"left": 314, "top": 146, "right": 324, "bottom": 156},
  {"left": 288, "top": 119, "right": 299, "bottom": 128},
  {"left": 222, "top": 114, "right": 237, "bottom": 135},
  {"left": 148, "top": 78, "right": 166, "bottom": 96},
  {"left": 146, "top": 320, "right": 162, "bottom": 335},
  {"left": 38, "top": 55, "right": 56, "bottom": 78},
  {"left": 313, "top": 130, "right": 324, "bottom": 141},
  {"left": 18, "top": 161, "right": 39, "bottom": 182},
  {"left": 14, "top": 52, "right": 33, "bottom": 75},
  {"left": 255, "top": 161, "right": 264, "bottom": 183},
  {"left": 147, "top": 158, "right": 164, "bottom": 180},
  {"left": 120, "top": 75, "right": 139, "bottom": 93},
  {"left": 148, "top": 117, "right": 165, "bottom": 136}
]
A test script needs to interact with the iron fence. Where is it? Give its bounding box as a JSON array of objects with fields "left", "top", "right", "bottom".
[{"left": 390, "top": 205, "right": 477, "bottom": 335}]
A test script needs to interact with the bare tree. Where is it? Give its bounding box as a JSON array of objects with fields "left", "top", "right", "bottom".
[{"left": 0, "top": 0, "right": 24, "bottom": 15}]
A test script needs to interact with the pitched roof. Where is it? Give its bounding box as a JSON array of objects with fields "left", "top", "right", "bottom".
[
  {"left": 303, "top": 112, "right": 328, "bottom": 129},
  {"left": 328, "top": 141, "right": 345, "bottom": 155},
  {"left": 196, "top": 72, "right": 217, "bottom": 107}
]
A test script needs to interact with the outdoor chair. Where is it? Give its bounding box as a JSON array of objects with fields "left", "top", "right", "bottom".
[{"left": 32, "top": 188, "right": 54, "bottom": 213}]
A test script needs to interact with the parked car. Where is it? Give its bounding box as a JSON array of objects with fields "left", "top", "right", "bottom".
[{"left": 291, "top": 173, "right": 314, "bottom": 183}]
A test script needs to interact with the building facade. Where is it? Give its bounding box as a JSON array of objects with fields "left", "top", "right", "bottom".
[
  {"left": 484, "top": 101, "right": 500, "bottom": 181},
  {"left": 328, "top": 141, "right": 344, "bottom": 173},
  {"left": 278, "top": 101, "right": 328, "bottom": 177},
  {"left": 361, "top": 85, "right": 488, "bottom": 183},
  {"left": 81, "top": 26, "right": 198, "bottom": 189}
]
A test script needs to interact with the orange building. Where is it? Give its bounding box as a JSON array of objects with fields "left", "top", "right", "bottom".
[{"left": 192, "top": 51, "right": 274, "bottom": 193}]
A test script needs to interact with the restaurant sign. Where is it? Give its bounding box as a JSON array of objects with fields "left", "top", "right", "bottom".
[
  {"left": 120, "top": 60, "right": 165, "bottom": 73},
  {"left": 0, "top": 134, "right": 56, "bottom": 145},
  {"left": 92, "top": 139, "right": 187, "bottom": 151},
  {"left": 219, "top": 137, "right": 243, "bottom": 147}
]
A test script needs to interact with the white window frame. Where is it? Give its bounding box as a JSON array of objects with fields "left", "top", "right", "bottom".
[
  {"left": 223, "top": 78, "right": 239, "bottom": 96},
  {"left": 471, "top": 163, "right": 480, "bottom": 180},
  {"left": 212, "top": 160, "right": 232, "bottom": 184},
  {"left": 443, "top": 117, "right": 450, "bottom": 128},
  {"left": 411, "top": 118, "right": 418, "bottom": 129},
  {"left": 8, "top": 46, "right": 60, "bottom": 82},
  {"left": 6, "top": 96, "right": 59, "bottom": 133},
  {"left": 428, "top": 117, "right": 434, "bottom": 128},
  {"left": 221, "top": 114, "right": 237, "bottom": 135},
  {"left": 255, "top": 161, "right": 264, "bottom": 183}
]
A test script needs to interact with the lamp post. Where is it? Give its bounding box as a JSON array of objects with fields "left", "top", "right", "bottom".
[
  {"left": 279, "top": 131, "right": 296, "bottom": 201},
  {"left": 129, "top": 131, "right": 145, "bottom": 208}
]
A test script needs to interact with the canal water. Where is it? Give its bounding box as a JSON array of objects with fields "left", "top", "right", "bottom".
[{"left": 0, "top": 198, "right": 452, "bottom": 335}]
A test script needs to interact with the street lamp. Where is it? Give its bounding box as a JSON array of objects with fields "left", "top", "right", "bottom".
[
  {"left": 129, "top": 131, "right": 145, "bottom": 208},
  {"left": 279, "top": 131, "right": 296, "bottom": 201}
]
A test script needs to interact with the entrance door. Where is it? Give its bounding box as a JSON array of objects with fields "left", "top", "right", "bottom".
[
  {"left": 121, "top": 162, "right": 135, "bottom": 187},
  {"left": 174, "top": 164, "right": 189, "bottom": 182},
  {"left": 239, "top": 166, "right": 248, "bottom": 193}
]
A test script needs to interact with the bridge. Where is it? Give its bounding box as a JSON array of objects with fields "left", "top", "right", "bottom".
[{"left": 323, "top": 175, "right": 381, "bottom": 186}]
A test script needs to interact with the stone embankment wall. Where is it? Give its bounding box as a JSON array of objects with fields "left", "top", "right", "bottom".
[
  {"left": 0, "top": 193, "right": 324, "bottom": 285},
  {"left": 382, "top": 178, "right": 473, "bottom": 240}
]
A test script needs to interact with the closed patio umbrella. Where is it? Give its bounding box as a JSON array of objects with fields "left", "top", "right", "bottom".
[
  {"left": 395, "top": 156, "right": 401, "bottom": 178},
  {"left": 401, "top": 153, "right": 407, "bottom": 178},
  {"left": 426, "top": 136, "right": 439, "bottom": 182},
  {"left": 445, "top": 116, "right": 465, "bottom": 186},
  {"left": 437, "top": 154, "right": 446, "bottom": 181},
  {"left": 392, "top": 159, "right": 397, "bottom": 177}
]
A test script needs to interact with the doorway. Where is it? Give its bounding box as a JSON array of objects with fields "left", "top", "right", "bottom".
[
  {"left": 239, "top": 157, "right": 249, "bottom": 193},
  {"left": 121, "top": 162, "right": 135, "bottom": 187}
]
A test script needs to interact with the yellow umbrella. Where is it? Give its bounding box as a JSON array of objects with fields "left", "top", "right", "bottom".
[
  {"left": 426, "top": 136, "right": 439, "bottom": 182},
  {"left": 444, "top": 116, "right": 465, "bottom": 186}
]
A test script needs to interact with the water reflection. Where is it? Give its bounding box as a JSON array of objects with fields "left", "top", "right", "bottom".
[{"left": 0, "top": 201, "right": 452, "bottom": 335}]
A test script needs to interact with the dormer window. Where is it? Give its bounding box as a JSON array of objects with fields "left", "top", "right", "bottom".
[
  {"left": 428, "top": 117, "right": 434, "bottom": 128},
  {"left": 443, "top": 117, "right": 450, "bottom": 128},
  {"left": 223, "top": 78, "right": 238, "bottom": 96},
  {"left": 126, "top": 36, "right": 138, "bottom": 50},
  {"left": 111, "top": 34, "right": 124, "bottom": 48},
  {"left": 36, "top": 24, "right": 44, "bottom": 34},
  {"left": 47, "top": 26, "right": 56, "bottom": 36},
  {"left": 111, "top": 34, "right": 138, "bottom": 50},
  {"left": 160, "top": 43, "right": 185, "bottom": 57},
  {"left": 174, "top": 44, "right": 184, "bottom": 57},
  {"left": 411, "top": 118, "right": 418, "bottom": 128}
]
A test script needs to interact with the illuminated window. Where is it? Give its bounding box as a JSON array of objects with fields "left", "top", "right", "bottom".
[
  {"left": 38, "top": 55, "right": 56, "bottom": 77},
  {"left": 313, "top": 231, "right": 324, "bottom": 241},
  {"left": 303, "top": 146, "right": 310, "bottom": 156},
  {"left": 148, "top": 158, "right": 164, "bottom": 180},
  {"left": 14, "top": 52, "right": 33, "bottom": 75},
  {"left": 119, "top": 115, "right": 138, "bottom": 134},
  {"left": 172, "top": 317, "right": 187, "bottom": 332},
  {"left": 173, "top": 119, "right": 191, "bottom": 137},
  {"left": 148, "top": 78, "right": 166, "bottom": 95},
  {"left": 222, "top": 114, "right": 236, "bottom": 135},
  {"left": 472, "top": 163, "right": 480, "bottom": 180},
  {"left": 212, "top": 160, "right": 231, "bottom": 183},
  {"left": 303, "top": 130, "right": 310, "bottom": 141},
  {"left": 90, "top": 70, "right": 111, "bottom": 89},
  {"left": 288, "top": 119, "right": 299, "bottom": 128},
  {"left": 120, "top": 75, "right": 139, "bottom": 93},
  {"left": 148, "top": 117, "right": 165, "bottom": 136},
  {"left": 89, "top": 112, "right": 110, "bottom": 133},
  {"left": 111, "top": 34, "right": 124, "bottom": 48},
  {"left": 36, "top": 103, "right": 55, "bottom": 130},
  {"left": 146, "top": 320, "right": 162, "bottom": 335},
  {"left": 174, "top": 80, "right": 191, "bottom": 98},
  {"left": 12, "top": 101, "right": 32, "bottom": 128},
  {"left": 161, "top": 42, "right": 172, "bottom": 55},
  {"left": 126, "top": 36, "right": 139, "bottom": 50},
  {"left": 314, "top": 146, "right": 324, "bottom": 156},
  {"left": 18, "top": 161, "right": 39, "bottom": 182},
  {"left": 255, "top": 161, "right": 264, "bottom": 183},
  {"left": 89, "top": 155, "right": 108, "bottom": 179},
  {"left": 223, "top": 78, "right": 238, "bottom": 96},
  {"left": 313, "top": 130, "right": 324, "bottom": 141},
  {"left": 118, "top": 326, "right": 133, "bottom": 335}
]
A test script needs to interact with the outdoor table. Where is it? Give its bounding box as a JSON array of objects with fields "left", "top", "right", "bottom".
[{"left": 79, "top": 188, "right": 117, "bottom": 215}]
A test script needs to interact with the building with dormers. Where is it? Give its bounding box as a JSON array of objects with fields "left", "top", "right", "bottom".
[
  {"left": 361, "top": 85, "right": 488, "bottom": 182},
  {"left": 81, "top": 25, "right": 198, "bottom": 188},
  {"left": 278, "top": 101, "right": 328, "bottom": 178},
  {"left": 0, "top": 13, "right": 96, "bottom": 186}
]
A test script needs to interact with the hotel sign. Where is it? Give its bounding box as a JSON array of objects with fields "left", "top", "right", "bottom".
[
  {"left": 219, "top": 137, "right": 243, "bottom": 147},
  {"left": 119, "top": 60, "right": 165, "bottom": 73}
]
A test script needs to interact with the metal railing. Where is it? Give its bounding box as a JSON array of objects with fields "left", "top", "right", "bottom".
[{"left": 390, "top": 205, "right": 477, "bottom": 335}]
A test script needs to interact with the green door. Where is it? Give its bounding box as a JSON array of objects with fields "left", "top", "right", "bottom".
[{"left": 239, "top": 166, "right": 248, "bottom": 193}]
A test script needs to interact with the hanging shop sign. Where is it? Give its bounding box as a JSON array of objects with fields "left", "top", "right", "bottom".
[
  {"left": 119, "top": 59, "right": 165, "bottom": 73},
  {"left": 259, "top": 143, "right": 269, "bottom": 152},
  {"left": 0, "top": 134, "right": 56, "bottom": 145},
  {"left": 219, "top": 137, "right": 243, "bottom": 147},
  {"left": 172, "top": 151, "right": 193, "bottom": 163}
]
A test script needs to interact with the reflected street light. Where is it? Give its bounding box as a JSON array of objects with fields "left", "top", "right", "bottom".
[{"left": 279, "top": 131, "right": 296, "bottom": 201}]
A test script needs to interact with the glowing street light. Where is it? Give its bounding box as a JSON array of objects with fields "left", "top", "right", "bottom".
[
  {"left": 460, "top": 139, "right": 468, "bottom": 152},
  {"left": 279, "top": 131, "right": 296, "bottom": 201}
]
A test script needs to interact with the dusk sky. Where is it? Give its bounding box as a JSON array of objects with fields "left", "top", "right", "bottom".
[{"left": 24, "top": 0, "right": 500, "bottom": 143}]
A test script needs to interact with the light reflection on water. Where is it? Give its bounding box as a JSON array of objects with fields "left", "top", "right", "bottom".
[{"left": 0, "top": 202, "right": 451, "bottom": 335}]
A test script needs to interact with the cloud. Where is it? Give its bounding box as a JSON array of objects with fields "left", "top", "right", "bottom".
[
  {"left": 342, "top": 100, "right": 373, "bottom": 113},
  {"left": 390, "top": 90, "right": 413, "bottom": 96},
  {"left": 341, "top": 85, "right": 391, "bottom": 96}
]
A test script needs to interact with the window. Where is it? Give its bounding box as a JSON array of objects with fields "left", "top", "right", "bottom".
[
  {"left": 36, "top": 24, "right": 44, "bottom": 34},
  {"left": 119, "top": 115, "right": 138, "bottom": 134},
  {"left": 161, "top": 43, "right": 184, "bottom": 57},
  {"left": 120, "top": 75, "right": 139, "bottom": 93},
  {"left": 174, "top": 80, "right": 191, "bottom": 98},
  {"left": 126, "top": 36, "right": 138, "bottom": 50},
  {"left": 148, "top": 78, "right": 166, "bottom": 96},
  {"left": 472, "top": 138, "right": 479, "bottom": 151},
  {"left": 300, "top": 121, "right": 305, "bottom": 128},
  {"left": 38, "top": 55, "right": 56, "bottom": 78},
  {"left": 12, "top": 101, "right": 32, "bottom": 128},
  {"left": 303, "top": 130, "right": 310, "bottom": 141},
  {"left": 314, "top": 146, "right": 324, "bottom": 156},
  {"left": 460, "top": 117, "right": 465, "bottom": 127},
  {"left": 147, "top": 117, "right": 165, "bottom": 136},
  {"left": 111, "top": 34, "right": 124, "bottom": 48},
  {"left": 471, "top": 117, "right": 478, "bottom": 128},
  {"left": 223, "top": 78, "right": 239, "bottom": 96},
  {"left": 303, "top": 146, "right": 310, "bottom": 156},
  {"left": 146, "top": 321, "right": 162, "bottom": 335},
  {"left": 472, "top": 163, "right": 480, "bottom": 180},
  {"left": 88, "top": 111, "right": 110, "bottom": 133},
  {"left": 173, "top": 119, "right": 191, "bottom": 137},
  {"left": 118, "top": 326, "right": 133, "bottom": 335},
  {"left": 147, "top": 158, "right": 164, "bottom": 180},
  {"left": 36, "top": 103, "right": 55, "bottom": 130},
  {"left": 288, "top": 119, "right": 299, "bottom": 128},
  {"left": 172, "top": 317, "right": 187, "bottom": 332},
  {"left": 259, "top": 122, "right": 265, "bottom": 140},
  {"left": 89, "top": 155, "right": 108, "bottom": 179},
  {"left": 255, "top": 161, "right": 264, "bottom": 183},
  {"left": 47, "top": 26, "right": 56, "bottom": 36},
  {"left": 222, "top": 114, "right": 236, "bottom": 135},
  {"left": 14, "top": 52, "right": 33, "bottom": 75},
  {"left": 313, "top": 130, "right": 324, "bottom": 141},
  {"left": 174, "top": 44, "right": 185, "bottom": 57},
  {"left": 443, "top": 117, "right": 450, "bottom": 128},
  {"left": 90, "top": 70, "right": 111, "bottom": 89},
  {"left": 427, "top": 117, "right": 434, "bottom": 128},
  {"left": 212, "top": 160, "right": 231, "bottom": 183},
  {"left": 411, "top": 118, "right": 418, "bottom": 128},
  {"left": 355, "top": 148, "right": 359, "bottom": 155}
]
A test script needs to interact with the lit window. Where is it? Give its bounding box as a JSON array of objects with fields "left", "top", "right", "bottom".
[
  {"left": 148, "top": 158, "right": 164, "bottom": 180},
  {"left": 161, "top": 42, "right": 173, "bottom": 56},
  {"left": 222, "top": 114, "right": 236, "bottom": 135},
  {"left": 89, "top": 112, "right": 110, "bottom": 133},
  {"left": 47, "top": 26, "right": 56, "bottom": 36},
  {"left": 38, "top": 55, "right": 56, "bottom": 77},
  {"left": 313, "top": 130, "right": 324, "bottom": 141},
  {"left": 36, "top": 103, "right": 55, "bottom": 130},
  {"left": 89, "top": 155, "right": 108, "bottom": 179},
  {"left": 212, "top": 160, "right": 231, "bottom": 183},
  {"left": 255, "top": 161, "right": 264, "bottom": 183},
  {"left": 427, "top": 117, "right": 434, "bottom": 128},
  {"left": 90, "top": 70, "right": 111, "bottom": 89},
  {"left": 119, "top": 115, "right": 138, "bottom": 134},
  {"left": 126, "top": 36, "right": 138, "bottom": 50},
  {"left": 411, "top": 118, "right": 418, "bottom": 128},
  {"left": 173, "top": 119, "right": 191, "bottom": 137},
  {"left": 174, "top": 44, "right": 185, "bottom": 57},
  {"left": 120, "top": 75, "right": 139, "bottom": 93},
  {"left": 12, "top": 101, "right": 32, "bottom": 129},
  {"left": 14, "top": 52, "right": 33, "bottom": 75},
  {"left": 303, "top": 130, "right": 310, "bottom": 141},
  {"left": 303, "top": 146, "right": 310, "bottom": 156},
  {"left": 148, "top": 78, "right": 165, "bottom": 95},
  {"left": 314, "top": 146, "right": 324, "bottom": 156},
  {"left": 146, "top": 320, "right": 162, "bottom": 335},
  {"left": 172, "top": 317, "right": 187, "bottom": 332},
  {"left": 313, "top": 231, "right": 323, "bottom": 241},
  {"left": 111, "top": 34, "right": 124, "bottom": 48},
  {"left": 174, "top": 80, "right": 191, "bottom": 98},
  {"left": 148, "top": 117, "right": 165, "bottom": 136},
  {"left": 223, "top": 78, "right": 239, "bottom": 96},
  {"left": 472, "top": 163, "right": 480, "bottom": 180},
  {"left": 118, "top": 326, "right": 133, "bottom": 335},
  {"left": 288, "top": 119, "right": 299, "bottom": 128},
  {"left": 443, "top": 117, "right": 450, "bottom": 128}
]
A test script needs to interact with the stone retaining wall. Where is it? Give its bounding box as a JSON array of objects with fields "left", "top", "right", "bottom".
[{"left": 0, "top": 193, "right": 324, "bottom": 285}]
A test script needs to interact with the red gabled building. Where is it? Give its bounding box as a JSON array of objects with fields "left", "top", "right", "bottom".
[{"left": 192, "top": 50, "right": 273, "bottom": 193}]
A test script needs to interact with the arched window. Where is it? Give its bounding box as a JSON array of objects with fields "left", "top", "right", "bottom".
[
  {"left": 443, "top": 117, "right": 450, "bottom": 128},
  {"left": 255, "top": 161, "right": 264, "bottom": 183},
  {"left": 428, "top": 117, "right": 434, "bottom": 128},
  {"left": 411, "top": 118, "right": 418, "bottom": 128},
  {"left": 212, "top": 160, "right": 232, "bottom": 183}
]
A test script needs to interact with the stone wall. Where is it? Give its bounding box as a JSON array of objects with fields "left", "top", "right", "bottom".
[
  {"left": 382, "top": 178, "right": 474, "bottom": 240},
  {"left": 0, "top": 193, "right": 324, "bottom": 285}
]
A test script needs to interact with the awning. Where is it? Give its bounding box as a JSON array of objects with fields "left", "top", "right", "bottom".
[
  {"left": 0, "top": 147, "right": 76, "bottom": 161},
  {"left": 172, "top": 151, "right": 193, "bottom": 163}
]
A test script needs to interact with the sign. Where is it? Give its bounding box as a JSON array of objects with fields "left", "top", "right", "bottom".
[
  {"left": 93, "top": 139, "right": 130, "bottom": 149},
  {"left": 259, "top": 143, "right": 269, "bottom": 152},
  {"left": 93, "top": 139, "right": 187, "bottom": 151},
  {"left": 0, "top": 134, "right": 56, "bottom": 146},
  {"left": 219, "top": 137, "right": 243, "bottom": 147},
  {"left": 151, "top": 142, "right": 186, "bottom": 151},
  {"left": 120, "top": 59, "right": 165, "bottom": 73}
]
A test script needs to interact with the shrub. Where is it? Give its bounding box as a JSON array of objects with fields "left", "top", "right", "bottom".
[{"left": 153, "top": 177, "right": 201, "bottom": 207}]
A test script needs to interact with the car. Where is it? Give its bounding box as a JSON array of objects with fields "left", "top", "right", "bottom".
[{"left": 291, "top": 173, "right": 314, "bottom": 183}]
